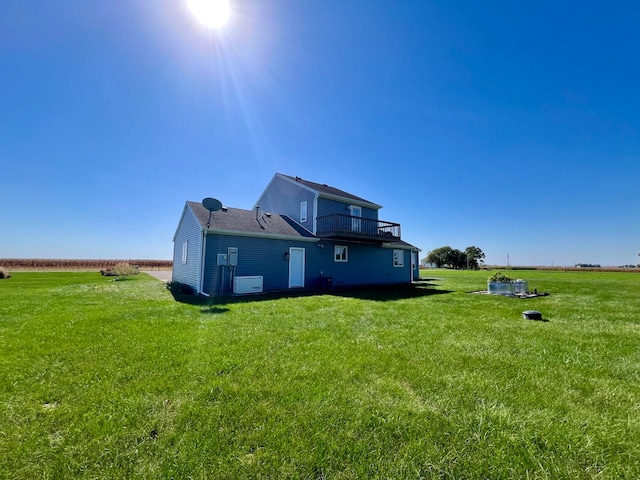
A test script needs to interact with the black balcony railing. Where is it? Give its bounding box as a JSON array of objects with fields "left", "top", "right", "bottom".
[{"left": 316, "top": 214, "right": 401, "bottom": 242}]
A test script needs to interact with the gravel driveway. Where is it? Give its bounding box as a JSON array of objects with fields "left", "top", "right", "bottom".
[{"left": 142, "top": 270, "right": 172, "bottom": 282}]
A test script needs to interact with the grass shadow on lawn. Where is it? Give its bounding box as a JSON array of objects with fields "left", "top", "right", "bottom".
[
  {"left": 196, "top": 281, "right": 452, "bottom": 312},
  {"left": 170, "top": 281, "right": 451, "bottom": 313},
  {"left": 169, "top": 292, "right": 231, "bottom": 314},
  {"left": 327, "top": 281, "right": 451, "bottom": 301}
]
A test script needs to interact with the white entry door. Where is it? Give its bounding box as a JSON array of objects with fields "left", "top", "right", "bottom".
[{"left": 288, "top": 247, "right": 305, "bottom": 288}]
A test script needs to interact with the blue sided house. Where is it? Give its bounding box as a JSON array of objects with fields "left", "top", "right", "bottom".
[{"left": 172, "top": 173, "right": 420, "bottom": 296}]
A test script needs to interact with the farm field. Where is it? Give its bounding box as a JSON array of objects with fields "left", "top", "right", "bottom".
[
  {"left": 0, "top": 270, "right": 639, "bottom": 479},
  {"left": 0, "top": 259, "right": 172, "bottom": 271}
]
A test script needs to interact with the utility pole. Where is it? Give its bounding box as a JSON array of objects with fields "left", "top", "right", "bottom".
[{"left": 507, "top": 252, "right": 510, "bottom": 268}]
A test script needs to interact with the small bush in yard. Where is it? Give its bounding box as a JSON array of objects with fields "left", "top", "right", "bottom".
[
  {"left": 100, "top": 262, "right": 139, "bottom": 277},
  {"left": 0, "top": 267, "right": 12, "bottom": 279},
  {"left": 166, "top": 281, "right": 195, "bottom": 295},
  {"left": 488, "top": 271, "right": 512, "bottom": 283}
]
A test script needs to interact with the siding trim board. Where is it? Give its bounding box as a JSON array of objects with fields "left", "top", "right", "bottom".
[
  {"left": 313, "top": 194, "right": 319, "bottom": 235},
  {"left": 198, "top": 230, "right": 207, "bottom": 295},
  {"left": 204, "top": 229, "right": 319, "bottom": 242},
  {"left": 380, "top": 243, "right": 417, "bottom": 251}
]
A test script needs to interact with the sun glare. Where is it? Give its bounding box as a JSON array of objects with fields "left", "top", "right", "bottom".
[{"left": 187, "top": 0, "right": 230, "bottom": 29}]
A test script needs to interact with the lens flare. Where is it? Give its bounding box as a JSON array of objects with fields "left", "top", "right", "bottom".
[{"left": 187, "top": 0, "right": 230, "bottom": 29}]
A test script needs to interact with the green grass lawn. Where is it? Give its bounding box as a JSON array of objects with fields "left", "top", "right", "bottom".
[{"left": 1, "top": 270, "right": 639, "bottom": 479}]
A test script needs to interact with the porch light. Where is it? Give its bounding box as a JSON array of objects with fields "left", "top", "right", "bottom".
[{"left": 285, "top": 252, "right": 290, "bottom": 260}]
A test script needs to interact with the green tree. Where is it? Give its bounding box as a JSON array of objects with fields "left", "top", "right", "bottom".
[
  {"left": 424, "top": 246, "right": 452, "bottom": 268},
  {"left": 447, "top": 248, "right": 467, "bottom": 269},
  {"left": 425, "top": 245, "right": 486, "bottom": 269},
  {"left": 464, "top": 246, "right": 486, "bottom": 269},
  {"left": 424, "top": 246, "right": 467, "bottom": 269}
]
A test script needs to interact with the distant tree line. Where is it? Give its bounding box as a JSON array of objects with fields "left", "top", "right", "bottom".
[
  {"left": 422, "top": 246, "right": 486, "bottom": 269},
  {"left": 0, "top": 259, "right": 173, "bottom": 270}
]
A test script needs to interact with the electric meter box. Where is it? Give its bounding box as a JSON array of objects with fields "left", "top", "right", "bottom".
[
  {"left": 216, "top": 254, "right": 228, "bottom": 266},
  {"left": 227, "top": 247, "right": 238, "bottom": 266}
]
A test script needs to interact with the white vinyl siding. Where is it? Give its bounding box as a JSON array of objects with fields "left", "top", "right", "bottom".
[{"left": 172, "top": 205, "right": 204, "bottom": 291}]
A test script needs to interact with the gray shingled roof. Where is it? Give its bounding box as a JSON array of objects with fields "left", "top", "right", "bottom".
[
  {"left": 279, "top": 174, "right": 379, "bottom": 207},
  {"left": 386, "top": 239, "right": 420, "bottom": 251},
  {"left": 187, "top": 201, "right": 314, "bottom": 238}
]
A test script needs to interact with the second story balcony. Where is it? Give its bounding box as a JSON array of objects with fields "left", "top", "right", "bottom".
[{"left": 316, "top": 214, "right": 401, "bottom": 243}]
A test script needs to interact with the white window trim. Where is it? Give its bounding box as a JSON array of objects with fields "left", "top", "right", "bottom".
[
  {"left": 334, "top": 245, "right": 348, "bottom": 262},
  {"left": 300, "top": 201, "right": 308, "bottom": 223},
  {"left": 393, "top": 249, "right": 404, "bottom": 267},
  {"left": 182, "top": 241, "right": 188, "bottom": 264},
  {"left": 349, "top": 205, "right": 362, "bottom": 216}
]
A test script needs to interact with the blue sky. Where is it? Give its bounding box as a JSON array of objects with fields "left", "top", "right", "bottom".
[{"left": 1, "top": 0, "right": 638, "bottom": 266}]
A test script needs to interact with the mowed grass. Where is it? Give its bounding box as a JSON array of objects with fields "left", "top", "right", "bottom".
[{"left": 0, "top": 270, "right": 639, "bottom": 479}]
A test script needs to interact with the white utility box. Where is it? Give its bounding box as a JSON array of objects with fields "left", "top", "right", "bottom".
[{"left": 233, "top": 276, "right": 263, "bottom": 294}]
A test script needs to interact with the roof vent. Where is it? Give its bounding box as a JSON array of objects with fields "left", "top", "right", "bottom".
[{"left": 221, "top": 206, "right": 228, "bottom": 212}]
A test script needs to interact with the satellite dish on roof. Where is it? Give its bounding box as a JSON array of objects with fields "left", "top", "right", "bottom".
[
  {"left": 202, "top": 197, "right": 223, "bottom": 212},
  {"left": 202, "top": 197, "right": 223, "bottom": 228}
]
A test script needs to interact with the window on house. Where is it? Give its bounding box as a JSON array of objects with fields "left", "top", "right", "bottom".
[
  {"left": 300, "top": 201, "right": 307, "bottom": 223},
  {"left": 182, "top": 241, "right": 188, "bottom": 264},
  {"left": 334, "top": 245, "right": 348, "bottom": 262},
  {"left": 393, "top": 249, "right": 404, "bottom": 267}
]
